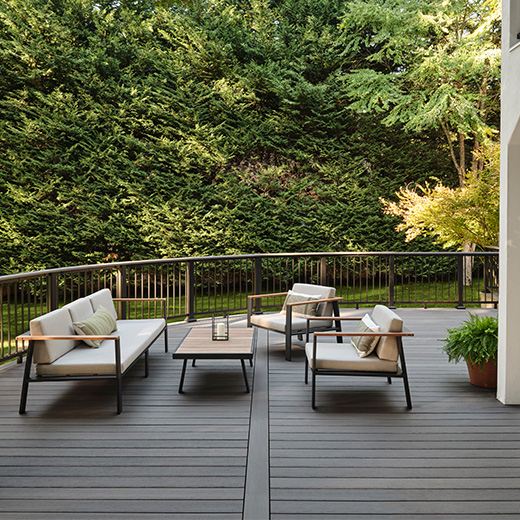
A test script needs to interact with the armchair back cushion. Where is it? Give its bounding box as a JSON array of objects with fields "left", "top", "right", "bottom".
[
  {"left": 291, "top": 283, "right": 336, "bottom": 317},
  {"left": 282, "top": 290, "right": 321, "bottom": 317},
  {"left": 371, "top": 305, "right": 403, "bottom": 361}
]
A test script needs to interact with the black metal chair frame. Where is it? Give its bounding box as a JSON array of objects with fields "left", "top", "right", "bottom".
[{"left": 304, "top": 317, "right": 413, "bottom": 410}]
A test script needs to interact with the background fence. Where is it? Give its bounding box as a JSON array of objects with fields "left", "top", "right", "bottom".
[{"left": 0, "top": 251, "right": 498, "bottom": 364}]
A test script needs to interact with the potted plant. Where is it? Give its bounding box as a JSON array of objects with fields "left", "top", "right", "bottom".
[{"left": 442, "top": 313, "right": 498, "bottom": 388}]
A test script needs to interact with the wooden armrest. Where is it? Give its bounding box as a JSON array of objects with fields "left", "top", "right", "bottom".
[
  {"left": 305, "top": 315, "right": 355, "bottom": 321},
  {"left": 315, "top": 331, "right": 414, "bottom": 338},
  {"left": 113, "top": 298, "right": 166, "bottom": 302},
  {"left": 247, "top": 292, "right": 288, "bottom": 300},
  {"left": 16, "top": 334, "right": 120, "bottom": 341},
  {"left": 286, "top": 297, "right": 343, "bottom": 307}
]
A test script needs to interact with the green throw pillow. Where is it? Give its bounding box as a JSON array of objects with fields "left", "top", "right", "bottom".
[
  {"left": 72, "top": 305, "right": 117, "bottom": 348},
  {"left": 283, "top": 290, "right": 321, "bottom": 317},
  {"left": 351, "top": 314, "right": 381, "bottom": 358}
]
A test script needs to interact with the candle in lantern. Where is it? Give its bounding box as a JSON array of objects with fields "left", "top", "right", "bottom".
[{"left": 217, "top": 322, "right": 225, "bottom": 338}]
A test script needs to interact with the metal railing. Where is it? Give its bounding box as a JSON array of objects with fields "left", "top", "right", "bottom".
[{"left": 0, "top": 251, "right": 498, "bottom": 364}]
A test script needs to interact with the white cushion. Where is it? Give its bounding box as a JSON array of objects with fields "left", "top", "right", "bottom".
[
  {"left": 351, "top": 314, "right": 381, "bottom": 358},
  {"left": 35, "top": 319, "right": 164, "bottom": 376},
  {"left": 371, "top": 305, "right": 403, "bottom": 361},
  {"left": 282, "top": 290, "right": 321, "bottom": 317},
  {"left": 64, "top": 298, "right": 94, "bottom": 323},
  {"left": 250, "top": 313, "right": 332, "bottom": 333},
  {"left": 87, "top": 289, "right": 117, "bottom": 320},
  {"left": 72, "top": 305, "right": 117, "bottom": 348},
  {"left": 291, "top": 283, "right": 335, "bottom": 316},
  {"left": 30, "top": 308, "right": 77, "bottom": 364},
  {"left": 305, "top": 342, "right": 398, "bottom": 373}
]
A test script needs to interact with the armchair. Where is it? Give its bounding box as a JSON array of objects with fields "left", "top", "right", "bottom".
[
  {"left": 247, "top": 283, "right": 342, "bottom": 361},
  {"left": 304, "top": 305, "right": 413, "bottom": 409}
]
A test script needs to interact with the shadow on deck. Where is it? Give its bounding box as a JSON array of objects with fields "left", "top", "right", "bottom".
[{"left": 1, "top": 307, "right": 518, "bottom": 520}]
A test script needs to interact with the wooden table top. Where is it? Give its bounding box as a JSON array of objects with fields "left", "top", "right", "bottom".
[{"left": 173, "top": 327, "right": 256, "bottom": 358}]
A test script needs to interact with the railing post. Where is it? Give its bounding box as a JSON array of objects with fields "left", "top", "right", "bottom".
[
  {"left": 48, "top": 273, "right": 59, "bottom": 312},
  {"left": 388, "top": 255, "right": 396, "bottom": 309},
  {"left": 185, "top": 260, "right": 196, "bottom": 322},
  {"left": 456, "top": 253, "right": 466, "bottom": 309},
  {"left": 116, "top": 266, "right": 127, "bottom": 319},
  {"left": 320, "top": 256, "right": 328, "bottom": 287},
  {"left": 253, "top": 257, "right": 263, "bottom": 313}
]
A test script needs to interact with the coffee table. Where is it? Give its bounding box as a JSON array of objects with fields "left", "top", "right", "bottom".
[{"left": 172, "top": 327, "right": 257, "bottom": 393}]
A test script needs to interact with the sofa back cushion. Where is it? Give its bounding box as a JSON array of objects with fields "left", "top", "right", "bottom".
[
  {"left": 371, "top": 305, "right": 403, "bottom": 362},
  {"left": 87, "top": 289, "right": 117, "bottom": 320},
  {"left": 291, "top": 283, "right": 336, "bottom": 317},
  {"left": 64, "top": 298, "right": 93, "bottom": 323},
  {"left": 30, "top": 307, "right": 77, "bottom": 364}
]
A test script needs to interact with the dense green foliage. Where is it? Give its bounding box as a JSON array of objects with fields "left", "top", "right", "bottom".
[
  {"left": 340, "top": 0, "right": 501, "bottom": 185},
  {"left": 0, "top": 0, "right": 481, "bottom": 274},
  {"left": 442, "top": 313, "right": 498, "bottom": 367}
]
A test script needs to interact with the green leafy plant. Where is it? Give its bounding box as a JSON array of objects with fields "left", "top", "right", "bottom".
[{"left": 442, "top": 314, "right": 498, "bottom": 368}]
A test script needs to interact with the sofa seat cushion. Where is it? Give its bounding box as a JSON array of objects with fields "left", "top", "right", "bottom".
[
  {"left": 305, "top": 342, "right": 398, "bottom": 373},
  {"left": 35, "top": 318, "right": 165, "bottom": 376},
  {"left": 250, "top": 313, "right": 332, "bottom": 333}
]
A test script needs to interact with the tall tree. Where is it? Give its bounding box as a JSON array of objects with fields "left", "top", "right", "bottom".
[{"left": 339, "top": 0, "right": 501, "bottom": 186}]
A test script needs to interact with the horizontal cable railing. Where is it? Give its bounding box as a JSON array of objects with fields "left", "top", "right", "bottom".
[{"left": 0, "top": 251, "right": 498, "bottom": 364}]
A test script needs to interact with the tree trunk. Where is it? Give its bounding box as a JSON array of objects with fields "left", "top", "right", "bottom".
[{"left": 462, "top": 242, "right": 476, "bottom": 286}]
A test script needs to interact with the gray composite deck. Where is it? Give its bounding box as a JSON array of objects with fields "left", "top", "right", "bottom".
[{"left": 1, "top": 307, "right": 518, "bottom": 520}]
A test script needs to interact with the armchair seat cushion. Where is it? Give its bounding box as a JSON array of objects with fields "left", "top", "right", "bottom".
[
  {"left": 250, "top": 313, "right": 332, "bottom": 333},
  {"left": 305, "top": 342, "right": 398, "bottom": 373}
]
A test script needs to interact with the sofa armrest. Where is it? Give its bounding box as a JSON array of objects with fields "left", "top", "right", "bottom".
[{"left": 17, "top": 334, "right": 120, "bottom": 341}]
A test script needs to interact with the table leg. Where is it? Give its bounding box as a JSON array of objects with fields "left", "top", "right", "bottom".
[
  {"left": 192, "top": 359, "right": 196, "bottom": 367},
  {"left": 178, "top": 359, "right": 188, "bottom": 393},
  {"left": 241, "top": 359, "right": 250, "bottom": 393}
]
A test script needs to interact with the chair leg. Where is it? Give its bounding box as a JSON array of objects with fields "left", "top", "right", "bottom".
[
  {"left": 19, "top": 341, "right": 35, "bottom": 415},
  {"left": 387, "top": 377, "right": 392, "bottom": 384},
  {"left": 116, "top": 376, "right": 123, "bottom": 414},
  {"left": 164, "top": 326, "right": 168, "bottom": 353},
  {"left": 285, "top": 333, "right": 292, "bottom": 361},
  {"left": 304, "top": 357, "right": 309, "bottom": 385},
  {"left": 311, "top": 370, "right": 317, "bottom": 409},
  {"left": 403, "top": 374, "right": 412, "bottom": 409}
]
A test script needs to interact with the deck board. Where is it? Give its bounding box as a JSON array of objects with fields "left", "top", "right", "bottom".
[{"left": 2, "top": 308, "right": 519, "bottom": 519}]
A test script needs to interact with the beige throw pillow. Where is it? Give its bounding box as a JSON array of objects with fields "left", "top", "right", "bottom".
[
  {"left": 72, "top": 305, "right": 117, "bottom": 348},
  {"left": 282, "top": 290, "right": 321, "bottom": 317},
  {"left": 351, "top": 314, "right": 381, "bottom": 358}
]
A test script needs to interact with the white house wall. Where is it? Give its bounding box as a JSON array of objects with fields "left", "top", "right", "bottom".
[{"left": 498, "top": 0, "right": 520, "bottom": 404}]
